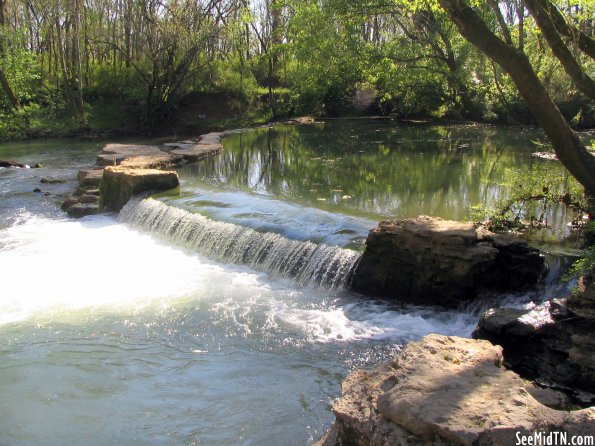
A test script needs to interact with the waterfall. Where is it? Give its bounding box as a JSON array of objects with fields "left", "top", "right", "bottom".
[{"left": 118, "top": 198, "right": 362, "bottom": 289}]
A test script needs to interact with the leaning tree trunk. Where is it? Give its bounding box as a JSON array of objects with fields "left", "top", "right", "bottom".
[{"left": 438, "top": 0, "right": 595, "bottom": 205}]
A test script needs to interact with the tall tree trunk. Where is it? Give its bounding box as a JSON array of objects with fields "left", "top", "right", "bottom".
[
  {"left": 70, "top": 0, "right": 84, "bottom": 115},
  {"left": 269, "top": 0, "right": 282, "bottom": 85},
  {"left": 438, "top": 0, "right": 595, "bottom": 201},
  {"left": 0, "top": 0, "right": 5, "bottom": 27},
  {"left": 55, "top": 14, "right": 77, "bottom": 115}
]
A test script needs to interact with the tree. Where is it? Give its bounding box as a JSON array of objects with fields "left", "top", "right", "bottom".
[
  {"left": 0, "top": 0, "right": 23, "bottom": 111},
  {"left": 437, "top": 0, "right": 595, "bottom": 205},
  {"left": 387, "top": 6, "right": 481, "bottom": 118}
]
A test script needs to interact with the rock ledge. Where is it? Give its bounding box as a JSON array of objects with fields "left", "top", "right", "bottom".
[{"left": 319, "top": 334, "right": 594, "bottom": 446}]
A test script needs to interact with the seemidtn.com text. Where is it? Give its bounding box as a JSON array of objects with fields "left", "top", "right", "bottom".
[{"left": 516, "top": 432, "right": 595, "bottom": 446}]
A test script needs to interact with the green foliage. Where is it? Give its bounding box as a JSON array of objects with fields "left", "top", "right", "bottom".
[
  {"left": 0, "top": 28, "right": 41, "bottom": 108},
  {"left": 568, "top": 245, "right": 595, "bottom": 279},
  {"left": 469, "top": 163, "right": 587, "bottom": 231},
  {"left": 203, "top": 60, "right": 260, "bottom": 108},
  {"left": 284, "top": 1, "right": 370, "bottom": 115},
  {"left": 0, "top": 0, "right": 593, "bottom": 137},
  {"left": 564, "top": 222, "right": 595, "bottom": 281},
  {"left": 0, "top": 103, "right": 81, "bottom": 139}
]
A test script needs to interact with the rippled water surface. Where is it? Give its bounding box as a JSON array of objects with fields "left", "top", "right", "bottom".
[{"left": 0, "top": 123, "right": 575, "bottom": 445}]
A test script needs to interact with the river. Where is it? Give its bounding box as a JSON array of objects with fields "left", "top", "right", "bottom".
[{"left": 0, "top": 122, "right": 577, "bottom": 445}]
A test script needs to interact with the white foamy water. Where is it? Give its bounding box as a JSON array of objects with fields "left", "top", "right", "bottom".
[
  {"left": 0, "top": 214, "right": 268, "bottom": 325},
  {"left": 267, "top": 301, "right": 479, "bottom": 343},
  {"left": 0, "top": 213, "right": 481, "bottom": 446}
]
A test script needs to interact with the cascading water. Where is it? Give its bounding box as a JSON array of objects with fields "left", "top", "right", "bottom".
[{"left": 118, "top": 198, "right": 362, "bottom": 289}]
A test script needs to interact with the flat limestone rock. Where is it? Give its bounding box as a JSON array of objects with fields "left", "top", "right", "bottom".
[
  {"left": 198, "top": 132, "right": 223, "bottom": 144},
  {"left": 78, "top": 169, "right": 104, "bottom": 187},
  {"left": 328, "top": 334, "right": 595, "bottom": 446},
  {"left": 532, "top": 151, "right": 558, "bottom": 160},
  {"left": 119, "top": 153, "right": 182, "bottom": 169},
  {"left": 162, "top": 142, "right": 195, "bottom": 150},
  {"left": 100, "top": 143, "right": 164, "bottom": 156},
  {"left": 96, "top": 153, "right": 132, "bottom": 166},
  {"left": 169, "top": 144, "right": 222, "bottom": 162},
  {"left": 99, "top": 166, "right": 179, "bottom": 211},
  {"left": 97, "top": 144, "right": 167, "bottom": 167}
]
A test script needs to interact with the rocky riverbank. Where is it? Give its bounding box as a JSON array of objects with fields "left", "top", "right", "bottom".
[
  {"left": 320, "top": 261, "right": 595, "bottom": 444},
  {"left": 474, "top": 267, "right": 595, "bottom": 404},
  {"left": 321, "top": 216, "right": 594, "bottom": 444}
]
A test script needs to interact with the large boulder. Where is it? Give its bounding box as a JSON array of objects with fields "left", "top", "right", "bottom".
[
  {"left": 99, "top": 166, "right": 179, "bottom": 211},
  {"left": 351, "top": 216, "right": 545, "bottom": 307},
  {"left": 318, "top": 334, "right": 594, "bottom": 446}
]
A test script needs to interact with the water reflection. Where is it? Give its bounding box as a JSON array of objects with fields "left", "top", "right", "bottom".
[{"left": 176, "top": 121, "right": 574, "bottom": 230}]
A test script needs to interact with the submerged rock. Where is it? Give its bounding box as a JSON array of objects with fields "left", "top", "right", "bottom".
[
  {"left": 99, "top": 166, "right": 179, "bottom": 211},
  {"left": 319, "top": 334, "right": 594, "bottom": 446},
  {"left": 40, "top": 177, "right": 67, "bottom": 184},
  {"left": 0, "top": 159, "right": 28, "bottom": 168},
  {"left": 351, "top": 216, "right": 545, "bottom": 307},
  {"left": 65, "top": 203, "right": 99, "bottom": 218}
]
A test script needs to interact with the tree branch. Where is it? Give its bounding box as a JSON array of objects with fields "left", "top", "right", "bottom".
[{"left": 525, "top": 0, "right": 595, "bottom": 100}]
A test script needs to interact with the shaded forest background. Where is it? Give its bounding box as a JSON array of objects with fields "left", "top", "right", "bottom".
[{"left": 0, "top": 0, "right": 593, "bottom": 139}]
